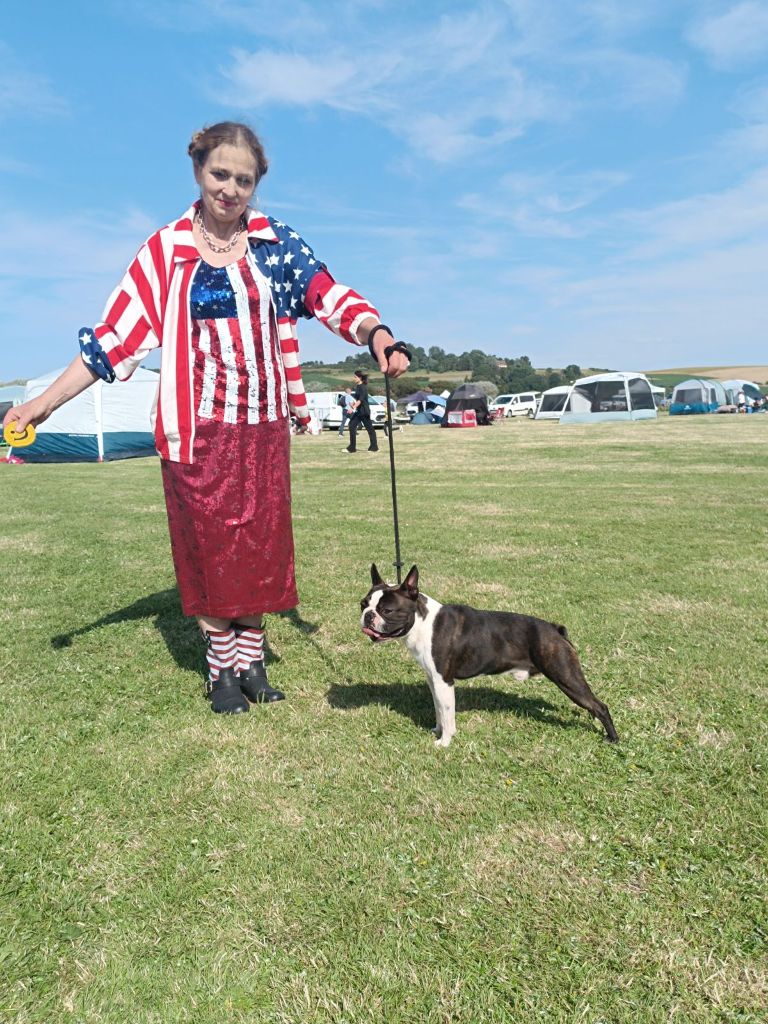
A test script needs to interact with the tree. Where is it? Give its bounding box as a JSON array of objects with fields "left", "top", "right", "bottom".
[{"left": 563, "top": 364, "right": 582, "bottom": 382}]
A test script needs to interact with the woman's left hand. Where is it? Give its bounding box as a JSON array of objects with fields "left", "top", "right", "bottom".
[{"left": 370, "top": 331, "right": 410, "bottom": 378}]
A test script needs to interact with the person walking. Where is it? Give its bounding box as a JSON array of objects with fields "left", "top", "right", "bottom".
[
  {"left": 338, "top": 388, "right": 355, "bottom": 437},
  {"left": 4, "top": 121, "right": 410, "bottom": 714},
  {"left": 344, "top": 369, "right": 379, "bottom": 453}
]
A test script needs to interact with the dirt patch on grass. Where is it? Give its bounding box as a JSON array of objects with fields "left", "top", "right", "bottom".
[
  {"left": 468, "top": 823, "right": 589, "bottom": 886},
  {"left": 0, "top": 534, "right": 44, "bottom": 554}
]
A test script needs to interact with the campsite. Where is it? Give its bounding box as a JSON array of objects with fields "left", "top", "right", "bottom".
[{"left": 2, "top": 413, "right": 766, "bottom": 1022}]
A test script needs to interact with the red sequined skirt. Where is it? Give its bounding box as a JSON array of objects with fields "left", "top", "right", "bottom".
[{"left": 161, "top": 417, "right": 298, "bottom": 618}]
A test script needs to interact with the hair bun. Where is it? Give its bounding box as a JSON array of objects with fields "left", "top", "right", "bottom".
[{"left": 187, "top": 129, "right": 205, "bottom": 157}]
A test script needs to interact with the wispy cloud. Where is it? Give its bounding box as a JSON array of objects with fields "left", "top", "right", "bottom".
[
  {"left": 0, "top": 41, "right": 68, "bottom": 120},
  {"left": 686, "top": 2, "right": 768, "bottom": 70},
  {"left": 211, "top": 1, "right": 686, "bottom": 164},
  {"left": 458, "top": 169, "right": 629, "bottom": 237},
  {"left": 618, "top": 166, "right": 768, "bottom": 260}
]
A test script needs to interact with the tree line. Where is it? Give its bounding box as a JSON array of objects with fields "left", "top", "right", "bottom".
[{"left": 304, "top": 346, "right": 593, "bottom": 398}]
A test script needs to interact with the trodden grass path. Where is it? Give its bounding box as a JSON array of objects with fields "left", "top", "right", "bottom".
[{"left": 1, "top": 415, "right": 766, "bottom": 1023}]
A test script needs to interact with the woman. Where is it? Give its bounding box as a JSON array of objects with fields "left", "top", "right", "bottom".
[
  {"left": 344, "top": 369, "right": 379, "bottom": 453},
  {"left": 5, "top": 121, "right": 409, "bottom": 714}
]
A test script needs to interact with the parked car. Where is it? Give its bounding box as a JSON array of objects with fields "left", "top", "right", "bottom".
[{"left": 489, "top": 391, "right": 541, "bottom": 418}]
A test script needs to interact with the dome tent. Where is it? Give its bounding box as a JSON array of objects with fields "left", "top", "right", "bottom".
[
  {"left": 669, "top": 378, "right": 730, "bottom": 415},
  {"left": 441, "top": 383, "right": 491, "bottom": 427},
  {"left": 558, "top": 372, "right": 657, "bottom": 424},
  {"left": 19, "top": 366, "right": 158, "bottom": 462}
]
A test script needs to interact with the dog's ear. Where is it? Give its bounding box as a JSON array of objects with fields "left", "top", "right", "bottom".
[
  {"left": 402, "top": 564, "right": 419, "bottom": 599},
  {"left": 371, "top": 563, "right": 384, "bottom": 586}
]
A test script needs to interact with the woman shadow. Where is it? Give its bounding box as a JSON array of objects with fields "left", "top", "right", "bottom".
[{"left": 51, "top": 590, "right": 318, "bottom": 675}]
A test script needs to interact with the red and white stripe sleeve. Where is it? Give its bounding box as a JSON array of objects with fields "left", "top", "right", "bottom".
[
  {"left": 305, "top": 269, "right": 378, "bottom": 346},
  {"left": 277, "top": 322, "right": 311, "bottom": 425},
  {"left": 93, "top": 234, "right": 165, "bottom": 381}
]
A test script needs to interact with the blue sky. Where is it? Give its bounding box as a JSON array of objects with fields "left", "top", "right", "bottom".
[{"left": 2, "top": 0, "right": 768, "bottom": 380}]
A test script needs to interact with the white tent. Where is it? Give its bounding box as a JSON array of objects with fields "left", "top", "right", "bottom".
[
  {"left": 21, "top": 367, "right": 158, "bottom": 462},
  {"left": 535, "top": 385, "right": 571, "bottom": 420},
  {"left": 559, "top": 372, "right": 657, "bottom": 424},
  {"left": 721, "top": 379, "right": 762, "bottom": 404}
]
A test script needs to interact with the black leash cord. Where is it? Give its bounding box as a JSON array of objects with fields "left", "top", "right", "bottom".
[
  {"left": 383, "top": 371, "right": 404, "bottom": 584},
  {"left": 369, "top": 325, "right": 411, "bottom": 584}
]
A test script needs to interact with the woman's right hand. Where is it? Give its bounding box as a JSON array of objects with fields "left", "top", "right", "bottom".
[
  {"left": 3, "top": 396, "right": 52, "bottom": 434},
  {"left": 3, "top": 355, "right": 99, "bottom": 436}
]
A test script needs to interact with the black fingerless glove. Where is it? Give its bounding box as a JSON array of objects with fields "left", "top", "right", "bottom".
[{"left": 367, "top": 324, "right": 412, "bottom": 364}]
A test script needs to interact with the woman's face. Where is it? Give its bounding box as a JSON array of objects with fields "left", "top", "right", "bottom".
[{"left": 195, "top": 143, "right": 258, "bottom": 226}]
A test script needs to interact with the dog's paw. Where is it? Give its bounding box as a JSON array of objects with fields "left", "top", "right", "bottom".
[{"left": 434, "top": 733, "right": 454, "bottom": 748}]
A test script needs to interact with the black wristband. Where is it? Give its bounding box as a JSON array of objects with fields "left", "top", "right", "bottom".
[{"left": 367, "top": 323, "right": 394, "bottom": 362}]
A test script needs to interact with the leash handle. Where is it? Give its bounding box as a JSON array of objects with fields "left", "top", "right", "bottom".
[{"left": 383, "top": 372, "right": 404, "bottom": 584}]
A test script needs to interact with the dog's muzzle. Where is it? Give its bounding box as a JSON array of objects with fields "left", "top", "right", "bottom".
[{"left": 361, "top": 612, "right": 406, "bottom": 643}]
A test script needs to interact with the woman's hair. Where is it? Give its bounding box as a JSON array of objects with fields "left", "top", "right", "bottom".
[
  {"left": 354, "top": 370, "right": 369, "bottom": 384},
  {"left": 188, "top": 122, "right": 268, "bottom": 180}
]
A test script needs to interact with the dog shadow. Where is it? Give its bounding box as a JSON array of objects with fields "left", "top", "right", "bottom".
[
  {"left": 51, "top": 590, "right": 319, "bottom": 676},
  {"left": 327, "top": 680, "right": 590, "bottom": 736}
]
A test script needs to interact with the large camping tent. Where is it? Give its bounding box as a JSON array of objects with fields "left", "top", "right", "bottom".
[
  {"left": 20, "top": 367, "right": 158, "bottom": 462},
  {"left": 534, "top": 385, "right": 570, "bottom": 420},
  {"left": 669, "top": 378, "right": 730, "bottom": 415},
  {"left": 559, "top": 372, "right": 657, "bottom": 424},
  {"left": 441, "top": 383, "right": 490, "bottom": 426}
]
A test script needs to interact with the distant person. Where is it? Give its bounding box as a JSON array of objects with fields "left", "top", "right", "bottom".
[
  {"left": 338, "top": 388, "right": 355, "bottom": 436},
  {"left": 4, "top": 120, "right": 409, "bottom": 714},
  {"left": 344, "top": 369, "right": 379, "bottom": 453},
  {"left": 737, "top": 390, "right": 746, "bottom": 412}
]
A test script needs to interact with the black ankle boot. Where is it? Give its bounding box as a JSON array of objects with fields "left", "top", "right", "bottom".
[
  {"left": 239, "top": 660, "right": 285, "bottom": 703},
  {"left": 207, "top": 667, "right": 249, "bottom": 714}
]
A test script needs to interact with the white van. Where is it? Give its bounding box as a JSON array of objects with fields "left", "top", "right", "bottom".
[
  {"left": 489, "top": 391, "right": 541, "bottom": 418},
  {"left": 304, "top": 391, "right": 396, "bottom": 430}
]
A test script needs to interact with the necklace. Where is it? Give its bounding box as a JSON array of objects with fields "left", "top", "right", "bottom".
[{"left": 196, "top": 208, "right": 246, "bottom": 254}]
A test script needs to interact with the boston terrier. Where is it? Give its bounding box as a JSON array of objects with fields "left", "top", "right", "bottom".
[{"left": 361, "top": 564, "right": 619, "bottom": 748}]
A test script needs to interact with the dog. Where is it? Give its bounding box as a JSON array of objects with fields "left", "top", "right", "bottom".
[{"left": 360, "top": 564, "right": 618, "bottom": 748}]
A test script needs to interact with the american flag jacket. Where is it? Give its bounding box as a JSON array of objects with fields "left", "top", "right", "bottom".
[{"left": 90, "top": 202, "right": 379, "bottom": 464}]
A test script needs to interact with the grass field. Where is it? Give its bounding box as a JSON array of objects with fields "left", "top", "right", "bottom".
[{"left": 2, "top": 416, "right": 766, "bottom": 1023}]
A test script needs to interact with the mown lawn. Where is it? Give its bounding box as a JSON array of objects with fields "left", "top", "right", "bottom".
[{"left": 1, "top": 415, "right": 766, "bottom": 1023}]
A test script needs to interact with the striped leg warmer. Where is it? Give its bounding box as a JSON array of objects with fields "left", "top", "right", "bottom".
[
  {"left": 234, "top": 626, "right": 265, "bottom": 673},
  {"left": 205, "top": 628, "right": 238, "bottom": 683}
]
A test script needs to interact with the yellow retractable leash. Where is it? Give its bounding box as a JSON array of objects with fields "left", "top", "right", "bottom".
[{"left": 3, "top": 423, "right": 36, "bottom": 447}]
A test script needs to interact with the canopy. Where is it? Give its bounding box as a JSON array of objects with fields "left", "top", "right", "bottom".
[
  {"left": 398, "top": 390, "right": 435, "bottom": 405},
  {"left": 19, "top": 366, "right": 158, "bottom": 461}
]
